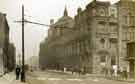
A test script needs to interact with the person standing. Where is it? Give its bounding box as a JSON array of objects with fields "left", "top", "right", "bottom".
[{"left": 16, "top": 65, "right": 21, "bottom": 80}]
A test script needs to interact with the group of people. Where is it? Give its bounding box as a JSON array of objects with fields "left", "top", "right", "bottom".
[{"left": 104, "top": 67, "right": 128, "bottom": 80}]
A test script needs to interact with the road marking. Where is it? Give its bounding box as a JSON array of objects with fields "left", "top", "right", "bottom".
[
  {"left": 66, "top": 78, "right": 83, "bottom": 81},
  {"left": 48, "top": 78, "right": 62, "bottom": 80},
  {"left": 37, "top": 77, "right": 47, "bottom": 80}
]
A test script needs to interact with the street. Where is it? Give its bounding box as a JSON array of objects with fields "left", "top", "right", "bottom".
[{"left": 26, "top": 70, "right": 134, "bottom": 84}]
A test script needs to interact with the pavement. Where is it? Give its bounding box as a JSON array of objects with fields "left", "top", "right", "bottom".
[
  {"left": 0, "top": 72, "right": 28, "bottom": 84},
  {"left": 1, "top": 70, "right": 135, "bottom": 84}
]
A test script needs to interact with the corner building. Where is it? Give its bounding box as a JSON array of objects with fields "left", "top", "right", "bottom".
[{"left": 74, "top": 0, "right": 119, "bottom": 74}]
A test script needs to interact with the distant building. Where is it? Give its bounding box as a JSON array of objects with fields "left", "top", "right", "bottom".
[
  {"left": 27, "top": 56, "right": 39, "bottom": 70},
  {"left": 39, "top": 0, "right": 135, "bottom": 74},
  {"left": 39, "top": 41, "right": 46, "bottom": 69},
  {"left": 7, "top": 43, "right": 16, "bottom": 71}
]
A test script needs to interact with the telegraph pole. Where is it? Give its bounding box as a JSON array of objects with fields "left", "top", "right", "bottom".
[{"left": 21, "top": 4, "right": 25, "bottom": 82}]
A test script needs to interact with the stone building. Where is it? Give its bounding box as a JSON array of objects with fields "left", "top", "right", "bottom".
[
  {"left": 117, "top": 0, "right": 135, "bottom": 71},
  {"left": 0, "top": 13, "right": 16, "bottom": 74},
  {"left": 0, "top": 12, "right": 9, "bottom": 75},
  {"left": 78, "top": 0, "right": 119, "bottom": 74},
  {"left": 71, "top": 0, "right": 118, "bottom": 74},
  {"left": 39, "top": 7, "right": 76, "bottom": 70},
  {"left": 39, "top": 0, "right": 135, "bottom": 74}
]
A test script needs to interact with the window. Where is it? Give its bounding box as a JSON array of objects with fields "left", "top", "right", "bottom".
[
  {"left": 110, "top": 13, "right": 115, "bottom": 17},
  {"left": 110, "top": 9, "right": 115, "bottom": 17},
  {"left": 110, "top": 25, "right": 117, "bottom": 33},
  {"left": 98, "top": 23, "right": 106, "bottom": 33},
  {"left": 100, "top": 38, "right": 105, "bottom": 48},
  {"left": 127, "top": 16, "right": 130, "bottom": 25},
  {"left": 100, "top": 38, "right": 105, "bottom": 43},
  {"left": 109, "top": 39, "right": 117, "bottom": 49},
  {"left": 109, "top": 7, "right": 117, "bottom": 18},
  {"left": 129, "top": 32, "right": 132, "bottom": 40},
  {"left": 92, "top": 9, "right": 96, "bottom": 16},
  {"left": 99, "top": 8, "right": 105, "bottom": 16},
  {"left": 123, "top": 32, "right": 128, "bottom": 40},
  {"left": 111, "top": 56, "right": 116, "bottom": 65},
  {"left": 127, "top": 32, "right": 130, "bottom": 41},
  {"left": 100, "top": 55, "right": 106, "bottom": 62},
  {"left": 124, "top": 16, "right": 128, "bottom": 24}
]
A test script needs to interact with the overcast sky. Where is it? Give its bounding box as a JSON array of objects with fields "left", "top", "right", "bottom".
[{"left": 0, "top": 0, "right": 119, "bottom": 60}]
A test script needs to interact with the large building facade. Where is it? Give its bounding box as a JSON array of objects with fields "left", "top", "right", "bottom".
[
  {"left": 0, "top": 12, "right": 16, "bottom": 75},
  {"left": 39, "top": 0, "right": 135, "bottom": 74},
  {"left": 117, "top": 0, "right": 135, "bottom": 71},
  {"left": 0, "top": 12, "right": 9, "bottom": 75}
]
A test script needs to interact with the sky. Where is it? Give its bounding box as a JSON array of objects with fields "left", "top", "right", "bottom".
[{"left": 0, "top": 0, "right": 119, "bottom": 61}]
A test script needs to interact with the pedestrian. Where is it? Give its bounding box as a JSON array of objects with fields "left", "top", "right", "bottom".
[
  {"left": 15, "top": 65, "right": 21, "bottom": 80},
  {"left": 64, "top": 67, "right": 67, "bottom": 72}
]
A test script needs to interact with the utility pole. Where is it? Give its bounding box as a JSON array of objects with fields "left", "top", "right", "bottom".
[{"left": 21, "top": 4, "right": 25, "bottom": 82}]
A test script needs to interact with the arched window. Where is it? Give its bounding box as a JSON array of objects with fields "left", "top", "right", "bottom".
[
  {"left": 99, "top": 8, "right": 105, "bottom": 16},
  {"left": 100, "top": 55, "right": 106, "bottom": 62}
]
